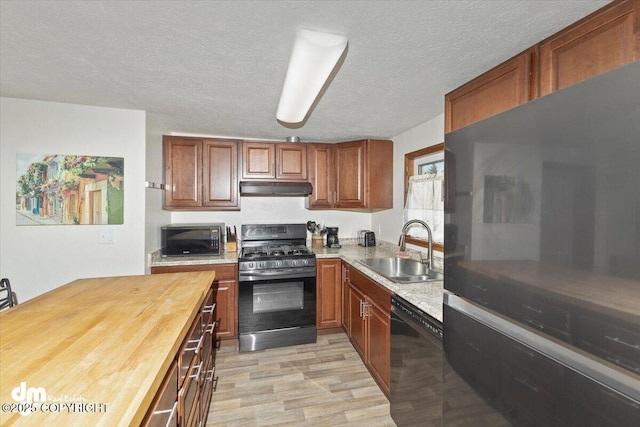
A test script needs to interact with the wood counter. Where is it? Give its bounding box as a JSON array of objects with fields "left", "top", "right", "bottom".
[{"left": 0, "top": 271, "right": 216, "bottom": 427}]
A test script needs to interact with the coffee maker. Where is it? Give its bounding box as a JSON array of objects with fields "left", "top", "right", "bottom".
[{"left": 325, "top": 227, "right": 340, "bottom": 248}]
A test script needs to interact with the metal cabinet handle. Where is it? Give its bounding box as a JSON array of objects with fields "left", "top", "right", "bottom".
[
  {"left": 524, "top": 318, "right": 545, "bottom": 330},
  {"left": 604, "top": 335, "right": 640, "bottom": 350},
  {"left": 205, "top": 366, "right": 216, "bottom": 382},
  {"left": 359, "top": 300, "right": 364, "bottom": 318},
  {"left": 190, "top": 360, "right": 203, "bottom": 379},
  {"left": 522, "top": 304, "right": 543, "bottom": 315},
  {"left": 465, "top": 340, "right": 480, "bottom": 353},
  {"left": 601, "top": 388, "right": 640, "bottom": 409},
  {"left": 203, "top": 303, "right": 215, "bottom": 314},
  {"left": 152, "top": 400, "right": 178, "bottom": 427},
  {"left": 515, "top": 376, "right": 539, "bottom": 393},
  {"left": 206, "top": 321, "right": 217, "bottom": 335},
  {"left": 186, "top": 334, "right": 205, "bottom": 353},
  {"left": 605, "top": 356, "right": 640, "bottom": 374}
]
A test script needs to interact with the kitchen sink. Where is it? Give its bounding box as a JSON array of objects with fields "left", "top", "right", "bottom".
[{"left": 356, "top": 257, "right": 443, "bottom": 283}]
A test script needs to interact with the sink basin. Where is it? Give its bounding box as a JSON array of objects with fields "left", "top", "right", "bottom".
[{"left": 356, "top": 257, "right": 443, "bottom": 283}]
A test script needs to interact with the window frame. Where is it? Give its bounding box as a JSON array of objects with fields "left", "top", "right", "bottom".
[{"left": 403, "top": 142, "right": 445, "bottom": 252}]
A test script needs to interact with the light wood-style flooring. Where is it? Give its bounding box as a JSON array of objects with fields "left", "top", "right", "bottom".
[{"left": 207, "top": 333, "right": 397, "bottom": 426}]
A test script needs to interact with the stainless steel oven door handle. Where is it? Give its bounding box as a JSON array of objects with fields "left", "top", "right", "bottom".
[{"left": 239, "top": 268, "right": 317, "bottom": 282}]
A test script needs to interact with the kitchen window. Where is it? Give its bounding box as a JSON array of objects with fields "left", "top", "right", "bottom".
[{"left": 403, "top": 143, "right": 445, "bottom": 252}]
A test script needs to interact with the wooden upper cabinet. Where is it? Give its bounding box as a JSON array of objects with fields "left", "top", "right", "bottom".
[
  {"left": 339, "top": 139, "right": 393, "bottom": 210},
  {"left": 202, "top": 139, "right": 239, "bottom": 208},
  {"left": 242, "top": 142, "right": 276, "bottom": 179},
  {"left": 242, "top": 142, "right": 307, "bottom": 181},
  {"left": 163, "top": 136, "right": 240, "bottom": 210},
  {"left": 164, "top": 137, "right": 202, "bottom": 208},
  {"left": 308, "top": 139, "right": 393, "bottom": 210},
  {"left": 334, "top": 141, "right": 366, "bottom": 208},
  {"left": 276, "top": 143, "right": 307, "bottom": 180},
  {"left": 539, "top": 0, "right": 639, "bottom": 96},
  {"left": 445, "top": 47, "right": 538, "bottom": 133},
  {"left": 307, "top": 143, "right": 334, "bottom": 208}
]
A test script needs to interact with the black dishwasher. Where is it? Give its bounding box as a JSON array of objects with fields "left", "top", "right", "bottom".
[{"left": 390, "top": 295, "right": 443, "bottom": 426}]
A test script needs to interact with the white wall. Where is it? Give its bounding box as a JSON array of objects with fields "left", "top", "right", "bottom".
[
  {"left": 170, "top": 198, "right": 372, "bottom": 242},
  {"left": 144, "top": 114, "right": 172, "bottom": 267},
  {"left": 372, "top": 114, "right": 444, "bottom": 249},
  {"left": 0, "top": 98, "right": 146, "bottom": 302}
]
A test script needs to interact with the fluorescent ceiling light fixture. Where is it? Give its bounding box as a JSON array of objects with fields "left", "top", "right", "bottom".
[{"left": 276, "top": 29, "right": 348, "bottom": 124}]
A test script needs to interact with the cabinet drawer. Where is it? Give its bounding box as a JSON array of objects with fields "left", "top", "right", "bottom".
[
  {"left": 144, "top": 361, "right": 178, "bottom": 427},
  {"left": 573, "top": 313, "right": 640, "bottom": 375},
  {"left": 501, "top": 364, "right": 566, "bottom": 426},
  {"left": 464, "top": 273, "right": 504, "bottom": 312},
  {"left": 503, "top": 340, "right": 564, "bottom": 392},
  {"left": 179, "top": 314, "right": 203, "bottom": 386},
  {"left": 347, "top": 266, "right": 391, "bottom": 311},
  {"left": 443, "top": 306, "right": 501, "bottom": 397},
  {"left": 505, "top": 292, "right": 570, "bottom": 342},
  {"left": 180, "top": 358, "right": 202, "bottom": 427},
  {"left": 566, "top": 368, "right": 640, "bottom": 427}
]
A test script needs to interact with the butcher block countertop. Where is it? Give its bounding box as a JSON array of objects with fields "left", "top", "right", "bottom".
[
  {"left": 0, "top": 271, "right": 216, "bottom": 427},
  {"left": 459, "top": 260, "right": 640, "bottom": 324}
]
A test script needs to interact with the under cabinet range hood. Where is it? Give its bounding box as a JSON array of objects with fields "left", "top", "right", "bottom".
[{"left": 239, "top": 181, "right": 313, "bottom": 196}]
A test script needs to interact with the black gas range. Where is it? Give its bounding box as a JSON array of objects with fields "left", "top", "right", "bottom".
[{"left": 237, "top": 224, "right": 317, "bottom": 352}]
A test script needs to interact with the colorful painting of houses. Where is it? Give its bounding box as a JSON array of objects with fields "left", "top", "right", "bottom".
[{"left": 16, "top": 154, "right": 124, "bottom": 225}]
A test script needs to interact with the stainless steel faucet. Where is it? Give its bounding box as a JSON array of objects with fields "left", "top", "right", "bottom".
[{"left": 398, "top": 219, "right": 433, "bottom": 269}]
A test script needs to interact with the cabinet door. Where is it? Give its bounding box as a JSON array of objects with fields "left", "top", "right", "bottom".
[
  {"left": 316, "top": 259, "right": 342, "bottom": 329},
  {"left": 307, "top": 143, "right": 334, "bottom": 208},
  {"left": 334, "top": 140, "right": 366, "bottom": 208},
  {"left": 276, "top": 143, "right": 307, "bottom": 180},
  {"left": 202, "top": 139, "right": 239, "bottom": 209},
  {"left": 348, "top": 283, "right": 367, "bottom": 359},
  {"left": 341, "top": 264, "right": 350, "bottom": 331},
  {"left": 539, "top": 0, "right": 638, "bottom": 96},
  {"left": 367, "top": 300, "right": 390, "bottom": 395},
  {"left": 242, "top": 142, "right": 276, "bottom": 179},
  {"left": 445, "top": 48, "right": 538, "bottom": 133},
  {"left": 163, "top": 137, "right": 202, "bottom": 208}
]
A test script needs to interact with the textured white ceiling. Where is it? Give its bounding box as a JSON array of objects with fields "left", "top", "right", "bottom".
[{"left": 0, "top": 1, "right": 611, "bottom": 142}]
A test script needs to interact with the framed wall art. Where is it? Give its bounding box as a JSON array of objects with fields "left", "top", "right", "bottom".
[{"left": 16, "top": 154, "right": 124, "bottom": 225}]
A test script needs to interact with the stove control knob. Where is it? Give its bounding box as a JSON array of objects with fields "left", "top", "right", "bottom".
[
  {"left": 275, "top": 260, "right": 283, "bottom": 268},
  {"left": 292, "top": 259, "right": 299, "bottom": 266},
  {"left": 248, "top": 262, "right": 255, "bottom": 270}
]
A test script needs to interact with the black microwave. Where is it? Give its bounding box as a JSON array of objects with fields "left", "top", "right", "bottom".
[{"left": 161, "top": 223, "right": 224, "bottom": 257}]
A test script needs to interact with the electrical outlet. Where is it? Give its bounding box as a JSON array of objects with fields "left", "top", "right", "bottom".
[{"left": 98, "top": 230, "right": 115, "bottom": 244}]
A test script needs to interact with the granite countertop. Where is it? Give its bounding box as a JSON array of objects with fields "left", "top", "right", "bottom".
[
  {"left": 150, "top": 240, "right": 444, "bottom": 322},
  {"left": 314, "top": 240, "right": 443, "bottom": 322}
]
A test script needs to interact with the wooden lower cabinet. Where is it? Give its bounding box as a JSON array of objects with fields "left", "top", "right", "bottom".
[
  {"left": 143, "top": 285, "right": 217, "bottom": 427},
  {"left": 151, "top": 263, "right": 238, "bottom": 341},
  {"left": 344, "top": 264, "right": 392, "bottom": 396},
  {"left": 316, "top": 259, "right": 342, "bottom": 330}
]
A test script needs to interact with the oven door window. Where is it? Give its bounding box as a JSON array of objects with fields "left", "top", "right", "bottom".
[
  {"left": 253, "top": 282, "right": 304, "bottom": 313},
  {"left": 238, "top": 276, "right": 316, "bottom": 333}
]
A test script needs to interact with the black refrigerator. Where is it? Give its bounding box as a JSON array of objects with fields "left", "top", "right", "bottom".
[{"left": 443, "top": 61, "right": 640, "bottom": 426}]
